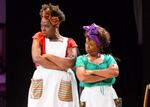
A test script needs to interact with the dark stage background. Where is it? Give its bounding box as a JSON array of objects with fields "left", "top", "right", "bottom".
[{"left": 6, "top": 0, "right": 144, "bottom": 107}]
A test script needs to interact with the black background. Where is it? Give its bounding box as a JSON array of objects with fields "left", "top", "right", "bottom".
[{"left": 6, "top": 0, "right": 144, "bottom": 107}]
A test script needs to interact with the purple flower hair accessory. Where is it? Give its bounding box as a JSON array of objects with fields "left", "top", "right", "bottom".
[{"left": 83, "top": 23, "right": 101, "bottom": 47}]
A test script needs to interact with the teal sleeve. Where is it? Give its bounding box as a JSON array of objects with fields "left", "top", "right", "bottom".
[
  {"left": 107, "top": 55, "right": 117, "bottom": 66},
  {"left": 75, "top": 56, "right": 85, "bottom": 67},
  {"left": 103, "top": 55, "right": 117, "bottom": 85}
]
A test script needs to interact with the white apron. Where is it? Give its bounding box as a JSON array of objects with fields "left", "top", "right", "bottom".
[
  {"left": 80, "top": 85, "right": 118, "bottom": 107},
  {"left": 27, "top": 37, "right": 80, "bottom": 107}
]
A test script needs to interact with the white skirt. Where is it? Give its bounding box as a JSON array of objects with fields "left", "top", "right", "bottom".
[
  {"left": 27, "top": 66, "right": 80, "bottom": 107},
  {"left": 80, "top": 85, "right": 118, "bottom": 107}
]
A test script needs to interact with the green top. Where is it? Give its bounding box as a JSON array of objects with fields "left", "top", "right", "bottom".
[{"left": 75, "top": 54, "right": 117, "bottom": 87}]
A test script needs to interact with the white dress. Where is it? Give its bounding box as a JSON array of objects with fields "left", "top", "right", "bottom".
[{"left": 27, "top": 37, "right": 80, "bottom": 107}]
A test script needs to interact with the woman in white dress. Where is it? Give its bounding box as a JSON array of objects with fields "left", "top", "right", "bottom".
[{"left": 27, "top": 3, "right": 79, "bottom": 107}]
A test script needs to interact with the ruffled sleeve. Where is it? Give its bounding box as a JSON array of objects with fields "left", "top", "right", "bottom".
[
  {"left": 32, "top": 32, "right": 45, "bottom": 68},
  {"left": 67, "top": 38, "right": 78, "bottom": 48},
  {"left": 32, "top": 32, "right": 44, "bottom": 41}
]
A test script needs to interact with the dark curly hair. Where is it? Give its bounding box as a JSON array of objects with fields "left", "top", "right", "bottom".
[
  {"left": 97, "top": 26, "right": 120, "bottom": 61},
  {"left": 97, "top": 26, "right": 111, "bottom": 52},
  {"left": 39, "top": 3, "right": 65, "bottom": 22}
]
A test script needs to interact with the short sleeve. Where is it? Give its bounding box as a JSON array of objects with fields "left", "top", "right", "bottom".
[
  {"left": 67, "top": 38, "right": 78, "bottom": 48},
  {"left": 75, "top": 56, "right": 86, "bottom": 68},
  {"left": 32, "top": 32, "right": 44, "bottom": 41},
  {"left": 106, "top": 55, "right": 117, "bottom": 66}
]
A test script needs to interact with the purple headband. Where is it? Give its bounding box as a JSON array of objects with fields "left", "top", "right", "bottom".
[{"left": 83, "top": 23, "right": 101, "bottom": 47}]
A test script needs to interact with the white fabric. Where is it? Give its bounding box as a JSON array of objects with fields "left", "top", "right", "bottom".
[
  {"left": 45, "top": 38, "right": 67, "bottom": 58},
  {"left": 80, "top": 85, "right": 118, "bottom": 107},
  {"left": 27, "top": 37, "right": 80, "bottom": 107}
]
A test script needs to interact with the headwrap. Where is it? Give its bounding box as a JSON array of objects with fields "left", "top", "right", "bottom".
[
  {"left": 42, "top": 8, "right": 59, "bottom": 26},
  {"left": 83, "top": 23, "right": 101, "bottom": 47}
]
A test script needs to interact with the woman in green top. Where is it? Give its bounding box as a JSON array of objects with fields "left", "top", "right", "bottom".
[{"left": 75, "top": 23, "right": 119, "bottom": 107}]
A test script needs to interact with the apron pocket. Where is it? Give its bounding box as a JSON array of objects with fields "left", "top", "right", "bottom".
[
  {"left": 30, "top": 79, "right": 43, "bottom": 99},
  {"left": 58, "top": 80, "right": 73, "bottom": 102}
]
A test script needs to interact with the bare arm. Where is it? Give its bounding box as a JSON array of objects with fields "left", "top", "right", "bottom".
[
  {"left": 86, "top": 64, "right": 119, "bottom": 78},
  {"left": 43, "top": 47, "right": 77, "bottom": 71},
  {"left": 31, "top": 38, "right": 63, "bottom": 70},
  {"left": 76, "top": 67, "right": 108, "bottom": 83}
]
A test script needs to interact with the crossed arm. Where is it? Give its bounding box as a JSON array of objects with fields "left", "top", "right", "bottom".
[
  {"left": 76, "top": 64, "right": 119, "bottom": 83},
  {"left": 31, "top": 39, "right": 77, "bottom": 71}
]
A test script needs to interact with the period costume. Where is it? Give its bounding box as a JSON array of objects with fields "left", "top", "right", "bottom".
[
  {"left": 75, "top": 54, "right": 118, "bottom": 107},
  {"left": 28, "top": 32, "right": 79, "bottom": 107}
]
